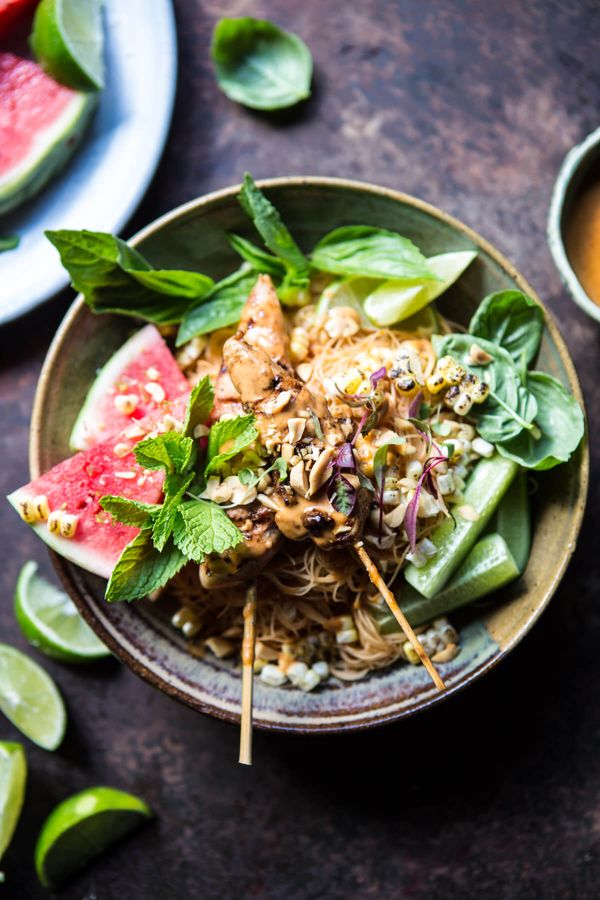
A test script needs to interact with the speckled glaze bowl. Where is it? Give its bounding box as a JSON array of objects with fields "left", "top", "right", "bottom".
[
  {"left": 31, "top": 178, "right": 588, "bottom": 733},
  {"left": 548, "top": 125, "right": 600, "bottom": 323}
]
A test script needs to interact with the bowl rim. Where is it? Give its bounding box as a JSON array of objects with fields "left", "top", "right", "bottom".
[
  {"left": 548, "top": 125, "right": 600, "bottom": 323},
  {"left": 30, "top": 176, "right": 590, "bottom": 733}
]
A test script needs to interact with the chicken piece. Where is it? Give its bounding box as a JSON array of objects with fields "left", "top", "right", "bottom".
[
  {"left": 199, "top": 501, "right": 280, "bottom": 588},
  {"left": 210, "top": 274, "right": 290, "bottom": 423}
]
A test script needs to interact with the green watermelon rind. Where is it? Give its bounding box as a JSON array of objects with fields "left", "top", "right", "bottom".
[
  {"left": 6, "top": 489, "right": 116, "bottom": 579},
  {"left": 0, "top": 89, "right": 97, "bottom": 216},
  {"left": 69, "top": 324, "right": 187, "bottom": 453}
]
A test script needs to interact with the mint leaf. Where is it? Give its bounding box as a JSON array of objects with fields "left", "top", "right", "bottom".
[
  {"left": 183, "top": 376, "right": 214, "bottom": 438},
  {"left": 45, "top": 230, "right": 214, "bottom": 325},
  {"left": 236, "top": 457, "right": 287, "bottom": 490},
  {"left": 205, "top": 414, "right": 258, "bottom": 475},
  {"left": 106, "top": 529, "right": 187, "bottom": 601},
  {"left": 173, "top": 500, "right": 244, "bottom": 561},
  {"left": 100, "top": 495, "right": 161, "bottom": 527},
  {"left": 152, "top": 472, "right": 194, "bottom": 552},
  {"left": 134, "top": 432, "right": 196, "bottom": 475}
]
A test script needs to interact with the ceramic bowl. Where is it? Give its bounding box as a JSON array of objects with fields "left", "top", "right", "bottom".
[
  {"left": 548, "top": 125, "right": 600, "bottom": 323},
  {"left": 31, "top": 177, "right": 589, "bottom": 733}
]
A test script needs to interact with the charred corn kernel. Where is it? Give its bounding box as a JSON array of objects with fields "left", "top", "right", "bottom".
[
  {"left": 403, "top": 641, "right": 421, "bottom": 665},
  {"left": 18, "top": 498, "right": 38, "bottom": 523},
  {"left": 205, "top": 637, "right": 235, "bottom": 658},
  {"left": 298, "top": 669, "right": 321, "bottom": 691},
  {"left": 113, "top": 442, "right": 131, "bottom": 458},
  {"left": 406, "top": 459, "right": 423, "bottom": 480},
  {"left": 472, "top": 436, "right": 494, "bottom": 457},
  {"left": 182, "top": 619, "right": 201, "bottom": 638},
  {"left": 336, "top": 628, "right": 359, "bottom": 645},
  {"left": 171, "top": 607, "right": 193, "bottom": 628},
  {"left": 59, "top": 513, "right": 78, "bottom": 538},
  {"left": 450, "top": 392, "right": 473, "bottom": 415},
  {"left": 391, "top": 353, "right": 419, "bottom": 393},
  {"left": 32, "top": 495, "right": 50, "bottom": 521},
  {"left": 290, "top": 327, "right": 310, "bottom": 363},
  {"left": 426, "top": 356, "right": 466, "bottom": 393},
  {"left": 260, "top": 664, "right": 287, "bottom": 687},
  {"left": 312, "top": 661, "right": 330, "bottom": 680},
  {"left": 47, "top": 511, "right": 62, "bottom": 534},
  {"left": 145, "top": 382, "right": 166, "bottom": 403},
  {"left": 114, "top": 393, "right": 138, "bottom": 415},
  {"left": 287, "top": 661, "right": 309, "bottom": 686}
]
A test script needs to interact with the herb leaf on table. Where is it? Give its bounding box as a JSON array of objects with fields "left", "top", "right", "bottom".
[{"left": 211, "top": 17, "right": 313, "bottom": 111}]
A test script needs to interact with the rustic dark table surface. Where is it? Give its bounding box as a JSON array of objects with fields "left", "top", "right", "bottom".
[{"left": 1, "top": 2, "right": 599, "bottom": 898}]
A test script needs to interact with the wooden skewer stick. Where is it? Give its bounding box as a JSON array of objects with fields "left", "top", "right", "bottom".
[
  {"left": 239, "top": 581, "right": 257, "bottom": 766},
  {"left": 354, "top": 542, "right": 446, "bottom": 692}
]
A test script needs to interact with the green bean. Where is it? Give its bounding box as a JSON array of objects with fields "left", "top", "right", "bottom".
[
  {"left": 404, "top": 455, "right": 518, "bottom": 598},
  {"left": 373, "top": 533, "right": 520, "bottom": 633}
]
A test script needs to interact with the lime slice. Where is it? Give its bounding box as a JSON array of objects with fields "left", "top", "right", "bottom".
[
  {"left": 30, "top": 0, "right": 105, "bottom": 91},
  {"left": 15, "top": 561, "right": 110, "bottom": 664},
  {"left": 0, "top": 644, "right": 66, "bottom": 751},
  {"left": 35, "top": 786, "right": 152, "bottom": 888},
  {"left": 0, "top": 742, "right": 27, "bottom": 866},
  {"left": 363, "top": 251, "right": 477, "bottom": 326}
]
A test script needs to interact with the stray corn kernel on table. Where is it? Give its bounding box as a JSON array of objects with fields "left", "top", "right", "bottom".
[{"left": 0, "top": 1, "right": 599, "bottom": 897}]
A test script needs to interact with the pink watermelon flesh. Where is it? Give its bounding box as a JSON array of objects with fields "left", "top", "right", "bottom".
[
  {"left": 70, "top": 324, "right": 189, "bottom": 451},
  {"left": 0, "top": 52, "right": 77, "bottom": 175},
  {"left": 8, "top": 394, "right": 190, "bottom": 580}
]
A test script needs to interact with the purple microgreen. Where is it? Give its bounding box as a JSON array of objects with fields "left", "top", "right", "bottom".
[
  {"left": 369, "top": 366, "right": 387, "bottom": 390},
  {"left": 351, "top": 410, "right": 369, "bottom": 445},
  {"left": 336, "top": 442, "right": 356, "bottom": 471},
  {"left": 328, "top": 470, "right": 357, "bottom": 516},
  {"left": 408, "top": 391, "right": 423, "bottom": 419}
]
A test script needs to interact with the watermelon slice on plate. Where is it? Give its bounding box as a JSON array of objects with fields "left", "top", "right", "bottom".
[
  {"left": 0, "top": 51, "right": 97, "bottom": 215},
  {"left": 7, "top": 394, "right": 189, "bottom": 579},
  {"left": 70, "top": 324, "right": 189, "bottom": 451}
]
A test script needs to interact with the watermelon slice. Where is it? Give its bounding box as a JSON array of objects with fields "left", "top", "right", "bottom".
[
  {"left": 70, "top": 325, "right": 189, "bottom": 452},
  {"left": 0, "top": 51, "right": 97, "bottom": 215},
  {"left": 8, "top": 394, "right": 189, "bottom": 579}
]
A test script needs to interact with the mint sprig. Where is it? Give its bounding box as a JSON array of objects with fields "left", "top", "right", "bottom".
[{"left": 173, "top": 500, "right": 245, "bottom": 561}]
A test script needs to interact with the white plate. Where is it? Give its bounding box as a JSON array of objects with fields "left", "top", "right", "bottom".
[{"left": 0, "top": 0, "right": 177, "bottom": 325}]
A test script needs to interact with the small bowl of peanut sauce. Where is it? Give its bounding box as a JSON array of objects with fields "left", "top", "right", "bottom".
[{"left": 548, "top": 125, "right": 600, "bottom": 323}]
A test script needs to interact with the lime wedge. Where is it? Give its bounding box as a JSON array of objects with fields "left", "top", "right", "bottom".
[
  {"left": 363, "top": 251, "right": 477, "bottom": 326},
  {"left": 0, "top": 644, "right": 66, "bottom": 751},
  {"left": 30, "top": 0, "right": 105, "bottom": 91},
  {"left": 15, "top": 561, "right": 110, "bottom": 664},
  {"left": 35, "top": 786, "right": 152, "bottom": 888},
  {"left": 0, "top": 742, "right": 27, "bottom": 866}
]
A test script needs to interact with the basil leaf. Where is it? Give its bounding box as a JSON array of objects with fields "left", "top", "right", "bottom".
[
  {"left": 211, "top": 17, "right": 312, "bottom": 111},
  {"left": 226, "top": 234, "right": 287, "bottom": 279},
  {"left": 497, "top": 372, "right": 584, "bottom": 470},
  {"left": 238, "top": 174, "right": 310, "bottom": 279},
  {"left": 134, "top": 433, "right": 196, "bottom": 475},
  {"left": 469, "top": 290, "right": 544, "bottom": 366},
  {"left": 173, "top": 500, "right": 244, "bottom": 561},
  {"left": 433, "top": 333, "right": 538, "bottom": 443},
  {"left": 100, "top": 496, "right": 161, "bottom": 527},
  {"left": 0, "top": 236, "right": 19, "bottom": 252},
  {"left": 176, "top": 266, "right": 257, "bottom": 346},
  {"left": 152, "top": 472, "right": 194, "bottom": 552},
  {"left": 205, "top": 414, "right": 258, "bottom": 476},
  {"left": 46, "top": 229, "right": 214, "bottom": 325},
  {"left": 106, "top": 529, "right": 187, "bottom": 602},
  {"left": 183, "top": 376, "right": 214, "bottom": 438},
  {"left": 311, "top": 226, "right": 437, "bottom": 281}
]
